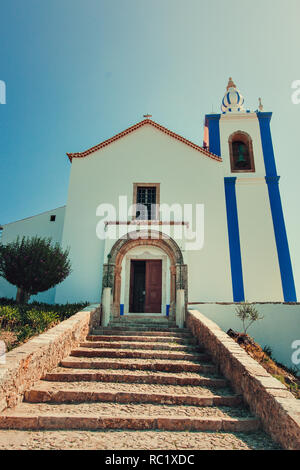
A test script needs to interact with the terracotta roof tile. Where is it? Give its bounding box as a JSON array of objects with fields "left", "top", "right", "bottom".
[{"left": 66, "top": 118, "right": 222, "bottom": 162}]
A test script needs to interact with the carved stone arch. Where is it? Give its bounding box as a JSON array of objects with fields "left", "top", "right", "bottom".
[
  {"left": 102, "top": 230, "right": 187, "bottom": 319},
  {"left": 228, "top": 130, "right": 255, "bottom": 173},
  {"left": 109, "top": 230, "right": 184, "bottom": 265}
]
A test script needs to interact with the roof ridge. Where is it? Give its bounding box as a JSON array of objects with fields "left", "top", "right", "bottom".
[{"left": 66, "top": 119, "right": 222, "bottom": 162}]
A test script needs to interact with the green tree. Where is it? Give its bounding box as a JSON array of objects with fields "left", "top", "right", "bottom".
[
  {"left": 0, "top": 236, "right": 71, "bottom": 303},
  {"left": 235, "top": 301, "right": 264, "bottom": 334}
]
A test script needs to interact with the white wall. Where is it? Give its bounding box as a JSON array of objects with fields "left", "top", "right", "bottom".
[
  {"left": 219, "top": 112, "right": 283, "bottom": 300},
  {"left": 0, "top": 207, "right": 65, "bottom": 303},
  {"left": 236, "top": 178, "right": 283, "bottom": 301},
  {"left": 189, "top": 303, "right": 300, "bottom": 372},
  {"left": 55, "top": 124, "right": 233, "bottom": 304}
]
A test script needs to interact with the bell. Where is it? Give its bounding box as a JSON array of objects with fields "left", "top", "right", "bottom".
[{"left": 236, "top": 144, "right": 247, "bottom": 167}]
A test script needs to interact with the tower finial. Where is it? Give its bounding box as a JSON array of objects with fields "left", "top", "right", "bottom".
[
  {"left": 226, "top": 77, "right": 236, "bottom": 90},
  {"left": 258, "top": 97, "right": 263, "bottom": 111},
  {"left": 221, "top": 77, "right": 245, "bottom": 113}
]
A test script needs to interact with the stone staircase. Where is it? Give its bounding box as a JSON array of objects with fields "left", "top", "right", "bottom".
[{"left": 0, "top": 316, "right": 280, "bottom": 448}]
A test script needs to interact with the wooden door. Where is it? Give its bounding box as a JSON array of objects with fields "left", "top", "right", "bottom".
[
  {"left": 129, "top": 261, "right": 146, "bottom": 313},
  {"left": 145, "top": 260, "right": 162, "bottom": 313}
]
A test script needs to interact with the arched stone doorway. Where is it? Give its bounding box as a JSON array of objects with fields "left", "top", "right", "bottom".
[{"left": 101, "top": 230, "right": 188, "bottom": 321}]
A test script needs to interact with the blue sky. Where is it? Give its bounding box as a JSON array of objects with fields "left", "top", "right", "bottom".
[{"left": 0, "top": 0, "right": 300, "bottom": 296}]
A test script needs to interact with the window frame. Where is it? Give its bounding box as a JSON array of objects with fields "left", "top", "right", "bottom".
[{"left": 132, "top": 183, "right": 160, "bottom": 221}]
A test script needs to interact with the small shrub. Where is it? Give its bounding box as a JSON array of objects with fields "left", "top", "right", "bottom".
[
  {"left": 0, "top": 297, "right": 16, "bottom": 306},
  {"left": 235, "top": 301, "right": 264, "bottom": 334},
  {"left": 0, "top": 298, "right": 89, "bottom": 348},
  {"left": 16, "top": 325, "right": 35, "bottom": 343},
  {"left": 273, "top": 374, "right": 286, "bottom": 386},
  {"left": 25, "top": 309, "right": 59, "bottom": 333},
  {"left": 287, "top": 365, "right": 300, "bottom": 376},
  {"left": 263, "top": 345, "right": 273, "bottom": 358},
  {"left": 0, "top": 306, "right": 21, "bottom": 330}
]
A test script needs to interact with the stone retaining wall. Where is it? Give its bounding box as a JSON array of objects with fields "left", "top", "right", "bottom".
[
  {"left": 187, "top": 309, "right": 300, "bottom": 450},
  {"left": 0, "top": 304, "right": 100, "bottom": 412},
  {"left": 187, "top": 302, "right": 300, "bottom": 371}
]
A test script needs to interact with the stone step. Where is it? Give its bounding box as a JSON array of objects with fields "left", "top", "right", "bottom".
[
  {"left": 43, "top": 367, "right": 228, "bottom": 388},
  {"left": 86, "top": 334, "right": 197, "bottom": 344},
  {"left": 0, "top": 429, "right": 282, "bottom": 450},
  {"left": 60, "top": 357, "right": 217, "bottom": 374},
  {"left": 109, "top": 321, "right": 174, "bottom": 326},
  {"left": 97, "top": 326, "right": 184, "bottom": 332},
  {"left": 92, "top": 329, "right": 190, "bottom": 336},
  {"left": 24, "top": 381, "right": 242, "bottom": 407},
  {"left": 107, "top": 322, "right": 177, "bottom": 331},
  {"left": 70, "top": 348, "right": 209, "bottom": 362},
  {"left": 0, "top": 402, "right": 260, "bottom": 432},
  {"left": 0, "top": 429, "right": 280, "bottom": 450},
  {"left": 111, "top": 316, "right": 171, "bottom": 323},
  {"left": 80, "top": 341, "right": 201, "bottom": 352}
]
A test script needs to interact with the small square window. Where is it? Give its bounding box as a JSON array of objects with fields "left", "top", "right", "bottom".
[
  {"left": 50, "top": 215, "right": 56, "bottom": 222},
  {"left": 136, "top": 186, "right": 157, "bottom": 220},
  {"left": 132, "top": 183, "right": 160, "bottom": 221}
]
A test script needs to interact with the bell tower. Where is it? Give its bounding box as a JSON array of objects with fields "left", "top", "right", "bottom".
[{"left": 204, "top": 78, "right": 296, "bottom": 302}]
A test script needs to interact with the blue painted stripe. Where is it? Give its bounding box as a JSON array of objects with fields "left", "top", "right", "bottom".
[
  {"left": 120, "top": 304, "right": 124, "bottom": 315},
  {"left": 265, "top": 177, "right": 297, "bottom": 301},
  {"left": 205, "top": 114, "right": 221, "bottom": 156},
  {"left": 224, "top": 177, "right": 245, "bottom": 302},
  {"left": 257, "top": 112, "right": 278, "bottom": 176},
  {"left": 257, "top": 112, "right": 296, "bottom": 301},
  {"left": 166, "top": 304, "right": 170, "bottom": 317}
]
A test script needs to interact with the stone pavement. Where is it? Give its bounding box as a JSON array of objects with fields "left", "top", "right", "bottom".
[{"left": 0, "top": 317, "right": 281, "bottom": 449}]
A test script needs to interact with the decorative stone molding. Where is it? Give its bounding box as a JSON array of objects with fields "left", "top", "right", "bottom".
[
  {"left": 108, "top": 230, "right": 184, "bottom": 265},
  {"left": 102, "top": 263, "right": 115, "bottom": 289},
  {"left": 187, "top": 310, "right": 300, "bottom": 450},
  {"left": 101, "top": 230, "right": 186, "bottom": 319},
  {"left": 0, "top": 305, "right": 100, "bottom": 412}
]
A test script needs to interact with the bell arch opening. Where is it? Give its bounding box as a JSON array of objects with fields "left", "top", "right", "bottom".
[{"left": 229, "top": 130, "right": 255, "bottom": 173}]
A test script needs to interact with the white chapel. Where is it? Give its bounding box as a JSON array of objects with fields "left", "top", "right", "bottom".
[{"left": 0, "top": 78, "right": 297, "bottom": 319}]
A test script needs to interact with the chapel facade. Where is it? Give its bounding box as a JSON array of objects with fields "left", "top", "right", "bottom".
[{"left": 0, "top": 78, "right": 296, "bottom": 318}]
